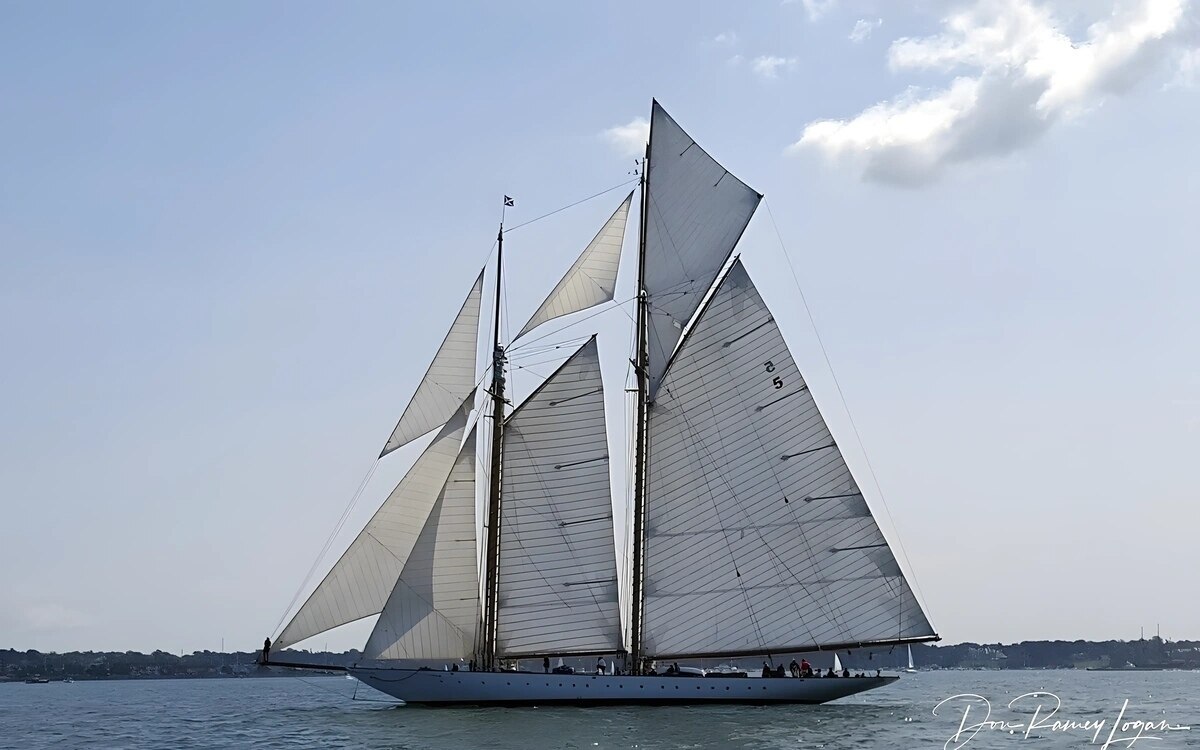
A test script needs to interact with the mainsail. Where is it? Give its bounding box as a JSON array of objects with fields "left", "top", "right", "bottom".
[
  {"left": 516, "top": 193, "right": 633, "bottom": 338},
  {"left": 495, "top": 337, "right": 623, "bottom": 656},
  {"left": 275, "top": 393, "right": 475, "bottom": 650},
  {"left": 380, "top": 271, "right": 483, "bottom": 457},
  {"left": 640, "top": 260, "right": 933, "bottom": 658},
  {"left": 363, "top": 428, "right": 479, "bottom": 661},
  {"left": 643, "top": 101, "right": 761, "bottom": 395}
]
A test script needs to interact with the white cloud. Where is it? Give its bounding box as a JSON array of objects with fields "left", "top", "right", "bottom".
[
  {"left": 787, "top": 0, "right": 839, "bottom": 21},
  {"left": 752, "top": 55, "right": 800, "bottom": 78},
  {"left": 602, "top": 117, "right": 650, "bottom": 158},
  {"left": 850, "top": 18, "right": 883, "bottom": 43},
  {"left": 714, "top": 30, "right": 739, "bottom": 46},
  {"left": 1166, "top": 46, "right": 1200, "bottom": 87},
  {"left": 790, "top": 0, "right": 1191, "bottom": 185}
]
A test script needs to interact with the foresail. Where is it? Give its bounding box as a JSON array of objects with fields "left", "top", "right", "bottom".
[
  {"left": 380, "top": 271, "right": 483, "bottom": 457},
  {"left": 641, "top": 260, "right": 933, "bottom": 658},
  {"left": 363, "top": 428, "right": 479, "bottom": 661},
  {"left": 275, "top": 393, "right": 475, "bottom": 650},
  {"left": 496, "top": 337, "right": 622, "bottom": 656},
  {"left": 516, "top": 192, "right": 632, "bottom": 339},
  {"left": 644, "top": 101, "right": 761, "bottom": 396}
]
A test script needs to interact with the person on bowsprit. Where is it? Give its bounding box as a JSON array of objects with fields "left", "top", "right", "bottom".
[{"left": 261, "top": 638, "right": 271, "bottom": 664}]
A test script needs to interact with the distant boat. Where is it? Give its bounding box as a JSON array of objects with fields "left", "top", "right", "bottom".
[
  {"left": 24, "top": 677, "right": 50, "bottom": 684},
  {"left": 905, "top": 645, "right": 918, "bottom": 673},
  {"left": 1087, "top": 663, "right": 1164, "bottom": 672}
]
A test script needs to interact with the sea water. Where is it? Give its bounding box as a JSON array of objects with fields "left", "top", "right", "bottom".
[{"left": 2, "top": 670, "right": 1197, "bottom": 749}]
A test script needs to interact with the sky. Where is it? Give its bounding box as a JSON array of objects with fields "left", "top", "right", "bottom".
[{"left": 1, "top": 0, "right": 1197, "bottom": 655}]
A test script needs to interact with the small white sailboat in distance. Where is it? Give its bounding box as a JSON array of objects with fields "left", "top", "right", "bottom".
[
  {"left": 905, "top": 645, "right": 918, "bottom": 673},
  {"left": 265, "top": 99, "right": 938, "bottom": 705}
]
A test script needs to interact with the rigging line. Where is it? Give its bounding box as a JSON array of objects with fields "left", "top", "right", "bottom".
[
  {"left": 508, "top": 342, "right": 592, "bottom": 362},
  {"left": 509, "top": 354, "right": 587, "bottom": 370},
  {"left": 762, "top": 198, "right": 937, "bottom": 628},
  {"left": 295, "top": 674, "right": 363, "bottom": 702},
  {"left": 272, "top": 457, "right": 380, "bottom": 639},
  {"left": 507, "top": 338, "right": 592, "bottom": 359},
  {"left": 510, "top": 362, "right": 558, "bottom": 381},
  {"left": 506, "top": 294, "right": 639, "bottom": 353},
  {"left": 503, "top": 178, "right": 638, "bottom": 234}
]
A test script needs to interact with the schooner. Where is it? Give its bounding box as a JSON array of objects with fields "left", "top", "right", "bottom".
[{"left": 266, "top": 100, "right": 939, "bottom": 705}]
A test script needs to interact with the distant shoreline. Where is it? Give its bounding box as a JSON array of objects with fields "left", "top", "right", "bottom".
[{"left": 5, "top": 637, "right": 1197, "bottom": 681}]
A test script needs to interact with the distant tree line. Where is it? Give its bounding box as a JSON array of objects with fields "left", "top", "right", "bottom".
[{"left": 3, "top": 638, "right": 1197, "bottom": 681}]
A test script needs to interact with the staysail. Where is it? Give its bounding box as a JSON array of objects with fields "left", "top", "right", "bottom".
[
  {"left": 363, "top": 428, "right": 479, "bottom": 661},
  {"left": 644, "top": 101, "right": 761, "bottom": 395},
  {"left": 380, "top": 271, "right": 483, "bottom": 458},
  {"left": 516, "top": 192, "right": 633, "bottom": 338},
  {"left": 275, "top": 393, "right": 475, "bottom": 650},
  {"left": 495, "top": 337, "right": 623, "bottom": 656},
  {"left": 641, "top": 260, "right": 933, "bottom": 658}
]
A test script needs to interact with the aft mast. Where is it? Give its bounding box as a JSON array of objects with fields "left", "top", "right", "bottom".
[
  {"left": 629, "top": 142, "right": 650, "bottom": 672},
  {"left": 480, "top": 201, "right": 509, "bottom": 671}
]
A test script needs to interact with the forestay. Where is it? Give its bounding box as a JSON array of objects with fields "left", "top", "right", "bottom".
[
  {"left": 644, "top": 101, "right": 760, "bottom": 396},
  {"left": 275, "top": 393, "right": 475, "bottom": 650},
  {"left": 641, "top": 260, "right": 933, "bottom": 658},
  {"left": 364, "top": 428, "right": 479, "bottom": 661},
  {"left": 380, "top": 271, "right": 483, "bottom": 457},
  {"left": 515, "top": 192, "right": 632, "bottom": 338},
  {"left": 495, "top": 337, "right": 623, "bottom": 656}
]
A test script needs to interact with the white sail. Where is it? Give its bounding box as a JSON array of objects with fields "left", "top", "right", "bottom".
[
  {"left": 644, "top": 101, "right": 761, "bottom": 395},
  {"left": 495, "top": 337, "right": 622, "bottom": 656},
  {"left": 275, "top": 394, "right": 475, "bottom": 650},
  {"left": 833, "top": 653, "right": 843, "bottom": 673},
  {"left": 641, "top": 260, "right": 933, "bottom": 658},
  {"left": 515, "top": 192, "right": 633, "bottom": 338},
  {"left": 907, "top": 644, "right": 915, "bottom": 670},
  {"left": 380, "top": 271, "right": 483, "bottom": 457},
  {"left": 363, "top": 428, "right": 479, "bottom": 661}
]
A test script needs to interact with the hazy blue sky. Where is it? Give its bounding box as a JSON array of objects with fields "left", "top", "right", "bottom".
[{"left": 2, "top": 0, "right": 1197, "bottom": 654}]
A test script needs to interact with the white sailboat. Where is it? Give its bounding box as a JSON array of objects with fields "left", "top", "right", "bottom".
[
  {"left": 905, "top": 644, "right": 918, "bottom": 673},
  {"left": 267, "top": 100, "right": 938, "bottom": 705}
]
